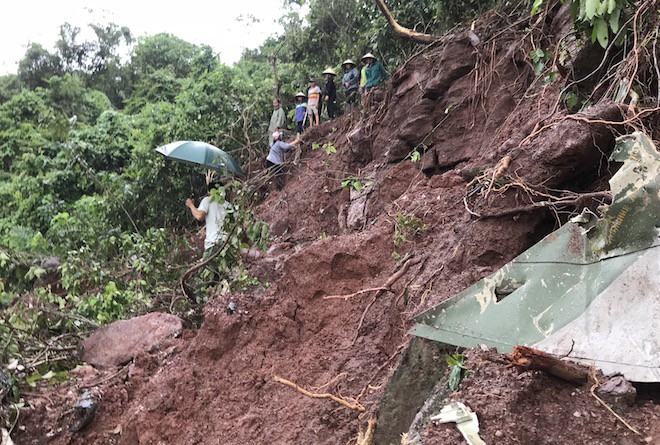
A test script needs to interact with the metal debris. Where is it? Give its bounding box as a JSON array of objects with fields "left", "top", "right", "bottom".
[{"left": 431, "top": 401, "right": 486, "bottom": 445}]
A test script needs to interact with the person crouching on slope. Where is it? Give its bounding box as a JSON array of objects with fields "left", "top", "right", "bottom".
[{"left": 266, "top": 131, "right": 301, "bottom": 191}]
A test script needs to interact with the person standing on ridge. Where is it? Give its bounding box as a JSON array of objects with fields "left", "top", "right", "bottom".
[
  {"left": 294, "top": 92, "right": 307, "bottom": 135},
  {"left": 306, "top": 78, "right": 322, "bottom": 127},
  {"left": 341, "top": 59, "right": 360, "bottom": 109},
  {"left": 266, "top": 131, "right": 301, "bottom": 191},
  {"left": 359, "top": 58, "right": 368, "bottom": 107},
  {"left": 362, "top": 52, "right": 388, "bottom": 93},
  {"left": 323, "top": 68, "right": 337, "bottom": 119},
  {"left": 268, "top": 98, "right": 287, "bottom": 147}
]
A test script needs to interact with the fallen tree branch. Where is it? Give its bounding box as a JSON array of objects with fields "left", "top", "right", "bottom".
[
  {"left": 272, "top": 375, "right": 365, "bottom": 412},
  {"left": 507, "top": 345, "right": 588, "bottom": 383},
  {"left": 373, "top": 0, "right": 439, "bottom": 44}
]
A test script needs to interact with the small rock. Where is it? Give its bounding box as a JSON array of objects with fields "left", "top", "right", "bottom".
[
  {"left": 573, "top": 411, "right": 581, "bottom": 418},
  {"left": 495, "top": 430, "right": 503, "bottom": 437},
  {"left": 596, "top": 375, "right": 636, "bottom": 411}
]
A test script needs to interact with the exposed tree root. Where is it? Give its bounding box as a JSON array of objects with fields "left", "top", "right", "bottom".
[
  {"left": 272, "top": 375, "right": 365, "bottom": 412},
  {"left": 479, "top": 191, "right": 612, "bottom": 218},
  {"left": 325, "top": 256, "right": 425, "bottom": 301},
  {"left": 355, "top": 416, "right": 377, "bottom": 445}
]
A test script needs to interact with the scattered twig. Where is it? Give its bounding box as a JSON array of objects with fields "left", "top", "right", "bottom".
[
  {"left": 272, "top": 375, "right": 365, "bottom": 412},
  {"left": 79, "top": 363, "right": 131, "bottom": 389}
]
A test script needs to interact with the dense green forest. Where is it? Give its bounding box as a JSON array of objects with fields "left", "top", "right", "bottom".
[{"left": 0, "top": 0, "right": 494, "bottom": 390}]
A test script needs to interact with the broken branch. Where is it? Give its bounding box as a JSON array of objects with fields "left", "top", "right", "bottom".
[
  {"left": 272, "top": 375, "right": 365, "bottom": 412},
  {"left": 373, "top": 0, "right": 439, "bottom": 44},
  {"left": 507, "top": 345, "right": 588, "bottom": 384}
]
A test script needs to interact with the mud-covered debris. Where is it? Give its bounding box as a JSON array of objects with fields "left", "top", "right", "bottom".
[
  {"left": 69, "top": 390, "right": 99, "bottom": 432},
  {"left": 430, "top": 401, "right": 485, "bottom": 445}
]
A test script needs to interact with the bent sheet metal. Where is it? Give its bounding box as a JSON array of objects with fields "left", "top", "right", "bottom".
[{"left": 410, "top": 132, "right": 660, "bottom": 381}]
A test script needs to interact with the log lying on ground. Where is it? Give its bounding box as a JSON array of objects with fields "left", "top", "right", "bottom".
[{"left": 507, "top": 345, "right": 588, "bottom": 383}]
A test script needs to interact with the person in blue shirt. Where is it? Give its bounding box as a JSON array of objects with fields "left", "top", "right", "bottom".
[
  {"left": 341, "top": 59, "right": 360, "bottom": 109},
  {"left": 294, "top": 92, "right": 307, "bottom": 135}
]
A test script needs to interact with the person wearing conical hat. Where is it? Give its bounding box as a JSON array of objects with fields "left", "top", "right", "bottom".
[
  {"left": 294, "top": 92, "right": 307, "bottom": 135},
  {"left": 362, "top": 52, "right": 388, "bottom": 93},
  {"left": 322, "top": 68, "right": 338, "bottom": 119},
  {"left": 341, "top": 59, "right": 360, "bottom": 109}
]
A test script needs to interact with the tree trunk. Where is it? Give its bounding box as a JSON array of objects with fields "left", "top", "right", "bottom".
[{"left": 373, "top": 0, "right": 439, "bottom": 44}]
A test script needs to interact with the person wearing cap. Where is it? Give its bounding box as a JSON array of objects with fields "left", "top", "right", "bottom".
[
  {"left": 362, "top": 52, "right": 388, "bottom": 93},
  {"left": 266, "top": 131, "right": 301, "bottom": 191},
  {"left": 294, "top": 92, "right": 307, "bottom": 135},
  {"left": 322, "top": 68, "right": 338, "bottom": 119},
  {"left": 268, "top": 98, "right": 287, "bottom": 147},
  {"left": 306, "top": 78, "right": 322, "bottom": 127},
  {"left": 341, "top": 59, "right": 360, "bottom": 108}
]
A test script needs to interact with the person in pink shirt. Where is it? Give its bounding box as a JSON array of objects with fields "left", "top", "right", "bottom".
[{"left": 306, "top": 78, "right": 322, "bottom": 127}]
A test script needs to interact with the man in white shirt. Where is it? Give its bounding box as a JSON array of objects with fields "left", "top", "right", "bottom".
[{"left": 185, "top": 181, "right": 229, "bottom": 251}]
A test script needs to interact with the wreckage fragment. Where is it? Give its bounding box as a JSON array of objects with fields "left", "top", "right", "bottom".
[{"left": 410, "top": 132, "right": 660, "bottom": 382}]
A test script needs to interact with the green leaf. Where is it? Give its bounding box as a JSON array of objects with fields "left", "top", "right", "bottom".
[
  {"left": 594, "top": 17, "right": 609, "bottom": 48},
  {"left": 597, "top": 0, "right": 608, "bottom": 15},
  {"left": 448, "top": 366, "right": 462, "bottom": 391},
  {"left": 353, "top": 181, "right": 363, "bottom": 192},
  {"left": 609, "top": 7, "right": 621, "bottom": 33},
  {"left": 531, "top": 0, "right": 544, "bottom": 15},
  {"left": 446, "top": 355, "right": 458, "bottom": 366},
  {"left": 585, "top": 0, "right": 597, "bottom": 19},
  {"left": 607, "top": 0, "right": 616, "bottom": 14}
]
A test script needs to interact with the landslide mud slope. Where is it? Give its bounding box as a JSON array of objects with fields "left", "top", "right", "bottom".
[{"left": 17, "top": 3, "right": 660, "bottom": 444}]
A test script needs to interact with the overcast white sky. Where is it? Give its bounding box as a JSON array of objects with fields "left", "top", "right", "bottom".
[{"left": 0, "top": 0, "right": 289, "bottom": 75}]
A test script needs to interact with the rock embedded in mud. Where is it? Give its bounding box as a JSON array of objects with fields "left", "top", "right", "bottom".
[
  {"left": 82, "top": 312, "right": 183, "bottom": 368},
  {"left": 595, "top": 375, "right": 636, "bottom": 411}
]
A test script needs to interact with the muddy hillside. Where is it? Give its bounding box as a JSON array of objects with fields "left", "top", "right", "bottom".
[{"left": 17, "top": 2, "right": 659, "bottom": 444}]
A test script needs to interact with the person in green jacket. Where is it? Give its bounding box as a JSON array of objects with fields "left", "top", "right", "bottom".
[
  {"left": 268, "top": 98, "right": 287, "bottom": 147},
  {"left": 362, "top": 53, "right": 388, "bottom": 93}
]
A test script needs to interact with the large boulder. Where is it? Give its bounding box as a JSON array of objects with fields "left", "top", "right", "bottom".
[{"left": 82, "top": 312, "right": 183, "bottom": 368}]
